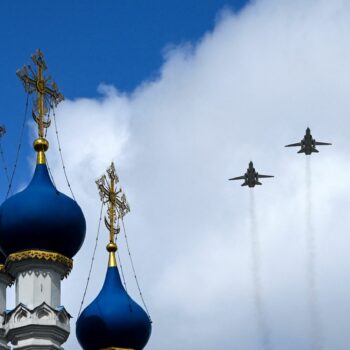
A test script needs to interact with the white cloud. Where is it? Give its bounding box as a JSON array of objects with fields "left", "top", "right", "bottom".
[{"left": 20, "top": 0, "right": 350, "bottom": 348}]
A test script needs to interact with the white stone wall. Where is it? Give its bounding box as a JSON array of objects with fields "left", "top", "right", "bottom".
[
  {"left": 7, "top": 259, "right": 69, "bottom": 310},
  {"left": 15, "top": 268, "right": 61, "bottom": 309},
  {"left": 5, "top": 258, "right": 71, "bottom": 350}
]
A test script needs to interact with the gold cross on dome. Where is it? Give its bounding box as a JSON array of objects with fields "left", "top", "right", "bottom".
[
  {"left": 17, "top": 49, "right": 64, "bottom": 138},
  {"left": 96, "top": 162, "right": 130, "bottom": 246}
]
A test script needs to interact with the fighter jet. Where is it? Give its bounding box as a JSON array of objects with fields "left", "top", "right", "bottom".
[
  {"left": 229, "top": 161, "right": 274, "bottom": 187},
  {"left": 285, "top": 127, "right": 331, "bottom": 155}
]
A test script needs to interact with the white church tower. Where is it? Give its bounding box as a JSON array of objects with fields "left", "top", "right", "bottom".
[{"left": 0, "top": 50, "right": 86, "bottom": 349}]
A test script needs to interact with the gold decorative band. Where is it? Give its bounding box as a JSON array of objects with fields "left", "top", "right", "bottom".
[{"left": 6, "top": 250, "right": 73, "bottom": 272}]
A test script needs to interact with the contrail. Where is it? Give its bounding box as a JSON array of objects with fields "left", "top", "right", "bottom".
[
  {"left": 305, "top": 156, "right": 323, "bottom": 350},
  {"left": 249, "top": 189, "right": 272, "bottom": 350}
]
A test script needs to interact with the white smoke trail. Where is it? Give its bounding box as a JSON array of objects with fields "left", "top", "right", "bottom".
[
  {"left": 305, "top": 156, "right": 323, "bottom": 350},
  {"left": 249, "top": 189, "right": 272, "bottom": 350}
]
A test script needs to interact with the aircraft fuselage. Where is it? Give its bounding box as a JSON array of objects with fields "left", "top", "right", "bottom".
[
  {"left": 299, "top": 136, "right": 318, "bottom": 154},
  {"left": 285, "top": 127, "right": 331, "bottom": 155},
  {"left": 244, "top": 170, "right": 259, "bottom": 187},
  {"left": 229, "top": 161, "right": 273, "bottom": 187}
]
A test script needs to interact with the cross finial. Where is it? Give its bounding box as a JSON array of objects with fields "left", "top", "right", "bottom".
[
  {"left": 17, "top": 49, "right": 64, "bottom": 164},
  {"left": 96, "top": 162, "right": 130, "bottom": 267}
]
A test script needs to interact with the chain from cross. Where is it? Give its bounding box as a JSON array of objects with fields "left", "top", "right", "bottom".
[
  {"left": 16, "top": 49, "right": 64, "bottom": 138},
  {"left": 96, "top": 162, "right": 130, "bottom": 245}
]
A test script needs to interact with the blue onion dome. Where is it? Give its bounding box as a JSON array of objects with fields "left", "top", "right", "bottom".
[
  {"left": 0, "top": 162, "right": 86, "bottom": 258},
  {"left": 76, "top": 252, "right": 152, "bottom": 349}
]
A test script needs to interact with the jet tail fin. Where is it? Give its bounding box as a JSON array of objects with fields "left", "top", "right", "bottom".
[
  {"left": 312, "top": 148, "right": 319, "bottom": 153},
  {"left": 297, "top": 149, "right": 305, "bottom": 154},
  {"left": 256, "top": 181, "right": 262, "bottom": 185},
  {"left": 241, "top": 183, "right": 248, "bottom": 186}
]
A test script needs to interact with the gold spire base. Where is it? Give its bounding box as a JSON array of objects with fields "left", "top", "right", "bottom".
[
  {"left": 36, "top": 151, "right": 46, "bottom": 164},
  {"left": 33, "top": 137, "right": 49, "bottom": 164},
  {"left": 107, "top": 242, "right": 117, "bottom": 267}
]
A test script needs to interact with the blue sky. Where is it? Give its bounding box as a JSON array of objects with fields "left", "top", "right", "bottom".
[
  {"left": 0, "top": 0, "right": 248, "bottom": 198},
  {"left": 2, "top": 1, "right": 350, "bottom": 349},
  {"left": 0, "top": 0, "right": 248, "bottom": 345}
]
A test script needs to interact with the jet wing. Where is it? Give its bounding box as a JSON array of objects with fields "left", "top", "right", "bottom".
[
  {"left": 229, "top": 176, "right": 245, "bottom": 181},
  {"left": 258, "top": 174, "right": 274, "bottom": 178},
  {"left": 314, "top": 141, "right": 332, "bottom": 146},
  {"left": 285, "top": 142, "right": 302, "bottom": 147}
]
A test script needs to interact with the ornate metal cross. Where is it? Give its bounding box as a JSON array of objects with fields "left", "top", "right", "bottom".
[
  {"left": 96, "top": 162, "right": 130, "bottom": 245},
  {"left": 17, "top": 49, "right": 64, "bottom": 138}
]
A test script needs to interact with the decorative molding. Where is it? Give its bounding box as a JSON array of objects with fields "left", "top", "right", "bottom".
[
  {"left": 5, "top": 302, "right": 71, "bottom": 324},
  {"left": 6, "top": 251, "right": 73, "bottom": 278},
  {"left": 5, "top": 302, "right": 71, "bottom": 349},
  {"left": 19, "top": 270, "right": 50, "bottom": 278}
]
